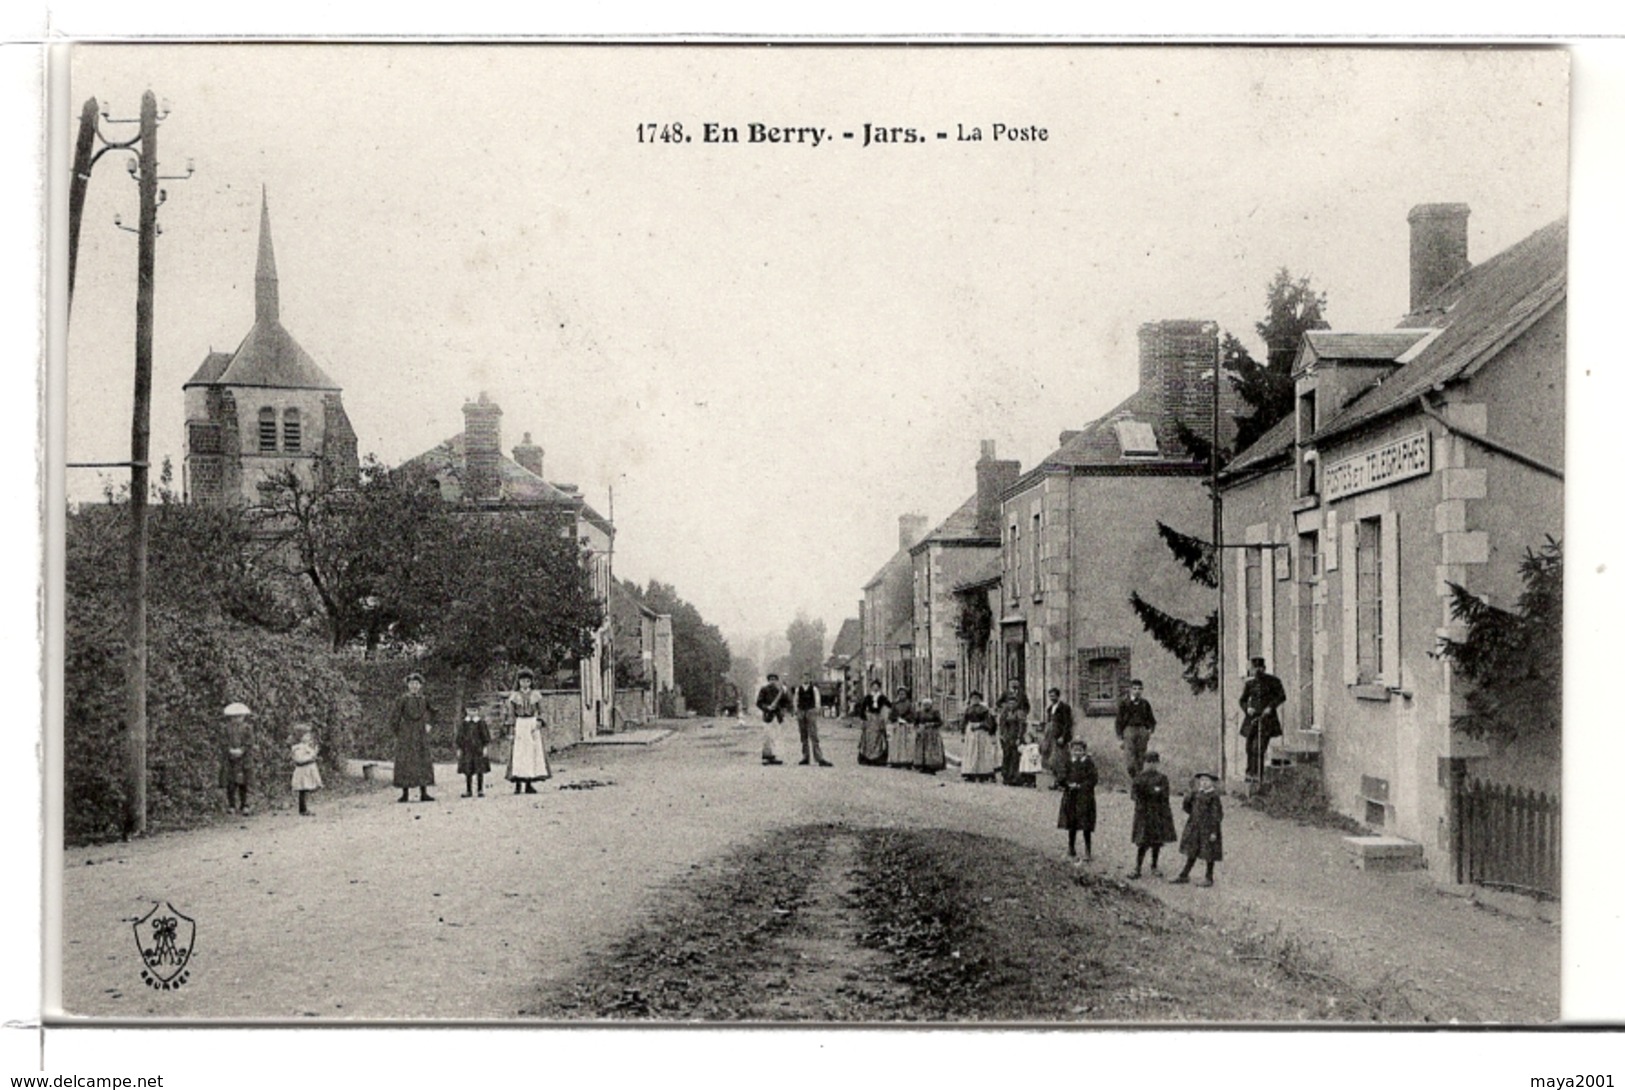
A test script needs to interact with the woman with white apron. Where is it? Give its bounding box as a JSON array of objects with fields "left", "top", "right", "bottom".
[{"left": 505, "top": 668, "right": 551, "bottom": 794}]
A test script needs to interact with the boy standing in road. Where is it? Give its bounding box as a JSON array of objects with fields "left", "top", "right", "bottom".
[{"left": 1115, "top": 679, "right": 1156, "bottom": 778}]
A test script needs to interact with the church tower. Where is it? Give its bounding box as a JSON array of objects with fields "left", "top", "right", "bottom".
[{"left": 183, "top": 190, "right": 359, "bottom": 505}]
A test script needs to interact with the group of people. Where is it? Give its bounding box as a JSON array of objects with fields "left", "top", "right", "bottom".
[
  {"left": 848, "top": 679, "right": 948, "bottom": 772},
  {"left": 216, "top": 667, "right": 565, "bottom": 816}
]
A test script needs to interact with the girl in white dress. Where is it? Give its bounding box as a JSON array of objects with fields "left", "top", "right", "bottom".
[
  {"left": 504, "top": 669, "right": 551, "bottom": 794},
  {"left": 289, "top": 724, "right": 322, "bottom": 816}
]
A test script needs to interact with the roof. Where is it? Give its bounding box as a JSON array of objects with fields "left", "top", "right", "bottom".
[
  {"left": 184, "top": 351, "right": 233, "bottom": 388},
  {"left": 1006, "top": 387, "right": 1210, "bottom": 494},
  {"left": 399, "top": 432, "right": 581, "bottom": 507},
  {"left": 912, "top": 492, "right": 994, "bottom": 551},
  {"left": 1317, "top": 217, "right": 1566, "bottom": 442},
  {"left": 829, "top": 618, "right": 862, "bottom": 659},
  {"left": 952, "top": 552, "right": 1003, "bottom": 592},
  {"left": 1297, "top": 330, "right": 1430, "bottom": 369},
  {"left": 1220, "top": 413, "right": 1296, "bottom": 479},
  {"left": 862, "top": 546, "right": 913, "bottom": 592}
]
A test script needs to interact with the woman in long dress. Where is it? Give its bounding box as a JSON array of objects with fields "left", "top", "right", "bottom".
[
  {"left": 504, "top": 668, "right": 551, "bottom": 794},
  {"left": 855, "top": 680, "right": 891, "bottom": 766},
  {"left": 388, "top": 672, "right": 436, "bottom": 804},
  {"left": 887, "top": 686, "right": 916, "bottom": 769},
  {"left": 913, "top": 697, "right": 946, "bottom": 773},
  {"left": 959, "top": 690, "right": 999, "bottom": 782}
]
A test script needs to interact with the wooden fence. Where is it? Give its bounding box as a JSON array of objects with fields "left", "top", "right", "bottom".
[{"left": 1453, "top": 778, "right": 1560, "bottom": 900}]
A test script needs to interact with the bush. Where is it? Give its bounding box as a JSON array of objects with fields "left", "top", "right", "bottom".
[{"left": 64, "top": 595, "right": 360, "bottom": 843}]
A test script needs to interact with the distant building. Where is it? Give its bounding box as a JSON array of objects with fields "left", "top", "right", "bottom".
[
  {"left": 995, "top": 320, "right": 1239, "bottom": 776},
  {"left": 183, "top": 191, "right": 358, "bottom": 505},
  {"left": 861, "top": 513, "right": 927, "bottom": 695},
  {"left": 824, "top": 617, "right": 862, "bottom": 711},
  {"left": 398, "top": 393, "right": 616, "bottom": 739},
  {"left": 1219, "top": 205, "right": 1564, "bottom": 888}
]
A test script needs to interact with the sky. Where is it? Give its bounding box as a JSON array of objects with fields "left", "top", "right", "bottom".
[{"left": 63, "top": 45, "right": 1569, "bottom": 652}]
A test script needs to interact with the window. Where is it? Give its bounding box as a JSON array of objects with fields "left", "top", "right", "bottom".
[
  {"left": 1009, "top": 521, "right": 1022, "bottom": 601},
  {"left": 1077, "top": 645, "right": 1130, "bottom": 716},
  {"left": 1355, "top": 517, "right": 1382, "bottom": 684},
  {"left": 1030, "top": 512, "right": 1042, "bottom": 595},
  {"left": 1244, "top": 547, "right": 1264, "bottom": 663},
  {"left": 1297, "top": 390, "right": 1319, "bottom": 497},
  {"left": 282, "top": 407, "right": 302, "bottom": 452},
  {"left": 258, "top": 407, "right": 277, "bottom": 452}
]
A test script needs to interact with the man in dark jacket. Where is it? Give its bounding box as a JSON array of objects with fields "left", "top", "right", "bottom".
[
  {"left": 1040, "top": 687, "right": 1074, "bottom": 789},
  {"left": 1239, "top": 657, "right": 1287, "bottom": 781},
  {"left": 755, "top": 673, "right": 792, "bottom": 765},
  {"left": 1115, "top": 679, "right": 1156, "bottom": 778}
]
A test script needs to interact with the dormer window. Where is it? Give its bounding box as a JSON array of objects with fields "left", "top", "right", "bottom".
[
  {"left": 283, "top": 407, "right": 302, "bottom": 452},
  {"left": 1296, "top": 387, "right": 1319, "bottom": 499},
  {"left": 1113, "top": 419, "right": 1160, "bottom": 459},
  {"left": 258, "top": 407, "right": 277, "bottom": 452}
]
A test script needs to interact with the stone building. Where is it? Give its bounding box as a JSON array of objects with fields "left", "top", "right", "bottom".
[
  {"left": 183, "top": 192, "right": 358, "bottom": 505},
  {"left": 1219, "top": 205, "right": 1564, "bottom": 886},
  {"left": 398, "top": 393, "right": 616, "bottom": 741},
  {"left": 860, "top": 513, "right": 927, "bottom": 696}
]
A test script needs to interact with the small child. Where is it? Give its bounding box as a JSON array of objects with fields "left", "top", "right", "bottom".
[
  {"left": 289, "top": 724, "right": 322, "bottom": 816},
  {"left": 457, "top": 703, "right": 492, "bottom": 798},
  {"left": 1128, "top": 751, "right": 1177, "bottom": 878},
  {"left": 219, "top": 702, "right": 253, "bottom": 816},
  {"left": 1171, "top": 772, "right": 1224, "bottom": 886},
  {"left": 1057, "top": 738, "right": 1099, "bottom": 863}
]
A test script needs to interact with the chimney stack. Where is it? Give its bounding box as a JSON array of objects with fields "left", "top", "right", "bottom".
[
  {"left": 1408, "top": 203, "right": 1471, "bottom": 313},
  {"left": 462, "top": 392, "right": 502, "bottom": 501},
  {"left": 513, "top": 430, "right": 545, "bottom": 480},
  {"left": 974, "top": 440, "right": 1021, "bottom": 538},
  {"left": 899, "top": 512, "right": 930, "bottom": 551},
  {"left": 1137, "top": 320, "right": 1220, "bottom": 442}
]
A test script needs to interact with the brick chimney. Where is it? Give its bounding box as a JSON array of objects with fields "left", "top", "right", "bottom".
[
  {"left": 462, "top": 392, "right": 502, "bottom": 501},
  {"left": 513, "top": 431, "right": 545, "bottom": 479},
  {"left": 1408, "top": 203, "right": 1471, "bottom": 312},
  {"left": 974, "top": 440, "right": 1021, "bottom": 538},
  {"left": 1137, "top": 319, "right": 1219, "bottom": 443},
  {"left": 899, "top": 512, "right": 929, "bottom": 551}
]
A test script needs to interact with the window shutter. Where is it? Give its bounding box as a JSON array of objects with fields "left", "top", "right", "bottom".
[
  {"left": 1325, "top": 509, "right": 1339, "bottom": 571},
  {"left": 1234, "top": 547, "right": 1248, "bottom": 678},
  {"left": 1262, "top": 549, "right": 1276, "bottom": 670},
  {"left": 1380, "top": 512, "right": 1400, "bottom": 686},
  {"left": 1341, "top": 518, "right": 1357, "bottom": 683}
]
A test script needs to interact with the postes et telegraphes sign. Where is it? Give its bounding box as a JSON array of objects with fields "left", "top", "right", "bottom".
[{"left": 1322, "top": 431, "right": 1432, "bottom": 503}]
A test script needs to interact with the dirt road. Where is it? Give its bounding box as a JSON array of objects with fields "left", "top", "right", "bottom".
[{"left": 56, "top": 717, "right": 1557, "bottom": 1022}]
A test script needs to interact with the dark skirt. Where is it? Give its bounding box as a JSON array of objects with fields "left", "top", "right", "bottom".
[
  {"left": 1179, "top": 797, "right": 1224, "bottom": 861},
  {"left": 457, "top": 750, "right": 491, "bottom": 775},
  {"left": 218, "top": 754, "right": 249, "bottom": 789},
  {"left": 914, "top": 726, "right": 945, "bottom": 772},
  {"left": 1132, "top": 800, "right": 1178, "bottom": 845},
  {"left": 858, "top": 714, "right": 889, "bottom": 765},
  {"left": 1057, "top": 786, "right": 1097, "bottom": 832}
]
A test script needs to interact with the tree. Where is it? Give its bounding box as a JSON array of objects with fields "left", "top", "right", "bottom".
[
  {"left": 780, "top": 613, "right": 827, "bottom": 682},
  {"left": 1129, "top": 523, "right": 1220, "bottom": 693},
  {"left": 631, "top": 580, "right": 733, "bottom": 716},
  {"left": 1436, "top": 539, "right": 1562, "bottom": 742},
  {"left": 1134, "top": 269, "right": 1328, "bottom": 688},
  {"left": 253, "top": 456, "right": 456, "bottom": 653}
]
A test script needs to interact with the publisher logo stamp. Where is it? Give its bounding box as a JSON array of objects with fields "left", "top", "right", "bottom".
[{"left": 133, "top": 901, "right": 195, "bottom": 990}]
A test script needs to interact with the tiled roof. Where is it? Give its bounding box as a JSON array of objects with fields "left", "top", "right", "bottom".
[
  {"left": 214, "top": 320, "right": 341, "bottom": 390},
  {"left": 1317, "top": 217, "right": 1567, "bottom": 442},
  {"left": 1008, "top": 386, "right": 1216, "bottom": 495},
  {"left": 953, "top": 552, "right": 1003, "bottom": 592},
  {"left": 1221, "top": 413, "right": 1296, "bottom": 478},
  {"left": 399, "top": 433, "right": 580, "bottom": 507},
  {"left": 829, "top": 618, "right": 863, "bottom": 659},
  {"left": 863, "top": 546, "right": 913, "bottom": 591},
  {"left": 183, "top": 351, "right": 234, "bottom": 388},
  {"left": 916, "top": 492, "right": 990, "bottom": 548},
  {"left": 1298, "top": 330, "right": 1430, "bottom": 366}
]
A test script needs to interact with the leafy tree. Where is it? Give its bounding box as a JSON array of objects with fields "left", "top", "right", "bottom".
[
  {"left": 629, "top": 580, "right": 732, "bottom": 716},
  {"left": 1129, "top": 523, "right": 1220, "bottom": 693},
  {"left": 1436, "top": 539, "right": 1562, "bottom": 742},
  {"left": 727, "top": 653, "right": 758, "bottom": 707},
  {"left": 253, "top": 456, "right": 455, "bottom": 653},
  {"left": 780, "top": 613, "right": 827, "bottom": 683}
]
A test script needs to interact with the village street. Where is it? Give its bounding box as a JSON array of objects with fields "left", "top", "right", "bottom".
[{"left": 58, "top": 717, "right": 1557, "bottom": 1023}]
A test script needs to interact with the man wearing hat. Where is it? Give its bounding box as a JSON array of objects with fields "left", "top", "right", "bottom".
[
  {"left": 219, "top": 702, "right": 253, "bottom": 815},
  {"left": 387, "top": 672, "right": 437, "bottom": 803},
  {"left": 1239, "top": 657, "right": 1287, "bottom": 782},
  {"left": 755, "top": 673, "right": 792, "bottom": 766}
]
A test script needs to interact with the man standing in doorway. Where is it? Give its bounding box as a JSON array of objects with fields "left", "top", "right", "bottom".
[
  {"left": 755, "top": 673, "right": 792, "bottom": 766},
  {"left": 794, "top": 672, "right": 834, "bottom": 766},
  {"left": 1239, "top": 657, "right": 1287, "bottom": 781},
  {"left": 1115, "top": 679, "right": 1156, "bottom": 778}
]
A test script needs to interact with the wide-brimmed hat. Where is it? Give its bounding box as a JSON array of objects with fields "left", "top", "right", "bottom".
[
  {"left": 223, "top": 702, "right": 251, "bottom": 716},
  {"left": 1193, "top": 771, "right": 1218, "bottom": 782},
  {"left": 405, "top": 672, "right": 425, "bottom": 684}
]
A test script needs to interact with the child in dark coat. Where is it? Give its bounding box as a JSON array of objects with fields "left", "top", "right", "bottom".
[
  {"left": 1171, "top": 772, "right": 1224, "bottom": 886},
  {"left": 1128, "top": 751, "right": 1177, "bottom": 878},
  {"left": 457, "top": 703, "right": 492, "bottom": 798},
  {"left": 1057, "top": 738, "right": 1099, "bottom": 862}
]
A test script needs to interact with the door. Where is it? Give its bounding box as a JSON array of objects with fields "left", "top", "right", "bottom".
[{"left": 1297, "top": 532, "right": 1318, "bottom": 730}]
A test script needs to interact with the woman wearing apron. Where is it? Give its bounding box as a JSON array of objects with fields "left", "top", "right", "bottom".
[
  {"left": 504, "top": 668, "right": 551, "bottom": 794},
  {"left": 855, "top": 680, "right": 892, "bottom": 766}
]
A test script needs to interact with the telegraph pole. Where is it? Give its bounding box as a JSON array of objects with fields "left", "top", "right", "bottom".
[
  {"left": 1211, "top": 328, "right": 1227, "bottom": 789},
  {"left": 66, "top": 90, "right": 191, "bottom": 838}
]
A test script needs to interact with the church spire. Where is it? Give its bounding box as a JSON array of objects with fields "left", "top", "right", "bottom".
[{"left": 255, "top": 186, "right": 279, "bottom": 324}]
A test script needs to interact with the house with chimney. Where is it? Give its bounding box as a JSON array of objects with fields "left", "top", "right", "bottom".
[
  {"left": 823, "top": 617, "right": 862, "bottom": 713},
  {"left": 1218, "top": 205, "right": 1564, "bottom": 892},
  {"left": 398, "top": 394, "right": 617, "bottom": 742},
  {"left": 183, "top": 191, "right": 358, "bottom": 505},
  {"left": 909, "top": 442, "right": 1021, "bottom": 718},
  {"left": 860, "top": 513, "right": 928, "bottom": 696},
  {"left": 609, "top": 581, "right": 676, "bottom": 722},
  {"left": 995, "top": 320, "right": 1239, "bottom": 775}
]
